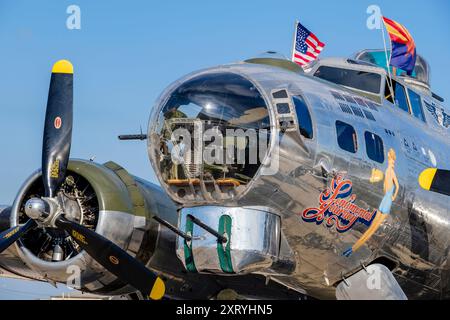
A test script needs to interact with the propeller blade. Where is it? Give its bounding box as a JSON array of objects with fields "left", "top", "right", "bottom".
[
  {"left": 419, "top": 168, "right": 450, "bottom": 196},
  {"left": 42, "top": 60, "right": 73, "bottom": 198},
  {"left": 0, "top": 220, "right": 37, "bottom": 254},
  {"left": 54, "top": 216, "right": 165, "bottom": 300}
]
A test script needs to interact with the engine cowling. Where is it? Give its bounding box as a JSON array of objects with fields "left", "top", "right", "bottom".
[{"left": 1, "top": 159, "right": 173, "bottom": 295}]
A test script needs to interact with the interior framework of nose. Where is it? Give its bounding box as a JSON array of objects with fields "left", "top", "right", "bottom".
[{"left": 149, "top": 71, "right": 274, "bottom": 204}]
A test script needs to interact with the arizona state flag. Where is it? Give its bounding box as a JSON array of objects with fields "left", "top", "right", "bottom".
[{"left": 382, "top": 17, "right": 417, "bottom": 75}]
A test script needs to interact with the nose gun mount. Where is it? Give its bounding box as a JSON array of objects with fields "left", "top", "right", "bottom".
[{"left": 175, "top": 206, "right": 294, "bottom": 275}]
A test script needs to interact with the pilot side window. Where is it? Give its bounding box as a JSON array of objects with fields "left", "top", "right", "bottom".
[
  {"left": 293, "top": 95, "right": 313, "bottom": 139},
  {"left": 394, "top": 82, "right": 410, "bottom": 113},
  {"left": 408, "top": 89, "right": 426, "bottom": 122},
  {"left": 385, "top": 80, "right": 410, "bottom": 113},
  {"left": 364, "top": 131, "right": 384, "bottom": 163},
  {"left": 336, "top": 121, "right": 358, "bottom": 153},
  {"left": 314, "top": 66, "right": 381, "bottom": 94}
]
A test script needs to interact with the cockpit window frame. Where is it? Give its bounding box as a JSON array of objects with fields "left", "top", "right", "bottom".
[
  {"left": 393, "top": 81, "right": 411, "bottom": 114},
  {"left": 384, "top": 77, "right": 428, "bottom": 124},
  {"left": 313, "top": 65, "right": 383, "bottom": 96},
  {"left": 406, "top": 88, "right": 427, "bottom": 123},
  {"left": 385, "top": 78, "right": 410, "bottom": 112}
]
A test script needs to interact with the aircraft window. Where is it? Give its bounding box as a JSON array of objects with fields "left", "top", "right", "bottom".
[
  {"left": 272, "top": 90, "right": 288, "bottom": 99},
  {"left": 336, "top": 120, "right": 357, "bottom": 153},
  {"left": 314, "top": 66, "right": 381, "bottom": 94},
  {"left": 356, "top": 50, "right": 430, "bottom": 87},
  {"left": 408, "top": 89, "right": 426, "bottom": 122},
  {"left": 293, "top": 96, "right": 313, "bottom": 139},
  {"left": 385, "top": 80, "right": 410, "bottom": 113},
  {"left": 276, "top": 103, "right": 290, "bottom": 114},
  {"left": 364, "top": 131, "right": 384, "bottom": 163},
  {"left": 394, "top": 82, "right": 410, "bottom": 113},
  {"left": 384, "top": 79, "right": 394, "bottom": 103}
]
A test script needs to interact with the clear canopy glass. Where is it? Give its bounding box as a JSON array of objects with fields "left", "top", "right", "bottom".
[
  {"left": 354, "top": 49, "right": 430, "bottom": 86},
  {"left": 151, "top": 72, "right": 271, "bottom": 203}
]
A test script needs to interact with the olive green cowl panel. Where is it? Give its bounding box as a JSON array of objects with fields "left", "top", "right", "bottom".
[{"left": 103, "top": 161, "right": 148, "bottom": 218}]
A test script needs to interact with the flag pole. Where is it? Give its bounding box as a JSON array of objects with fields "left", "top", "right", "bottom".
[
  {"left": 291, "top": 20, "right": 298, "bottom": 62},
  {"left": 381, "top": 17, "right": 395, "bottom": 101}
]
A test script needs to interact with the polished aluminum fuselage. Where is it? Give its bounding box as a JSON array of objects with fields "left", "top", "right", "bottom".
[
  {"left": 2, "top": 61, "right": 448, "bottom": 300},
  {"left": 149, "top": 62, "right": 450, "bottom": 299}
]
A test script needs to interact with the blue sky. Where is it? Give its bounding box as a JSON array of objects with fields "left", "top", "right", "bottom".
[{"left": 0, "top": 0, "right": 449, "bottom": 299}]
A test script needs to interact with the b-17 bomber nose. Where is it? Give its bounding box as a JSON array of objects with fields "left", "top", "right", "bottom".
[{"left": 148, "top": 72, "right": 273, "bottom": 205}]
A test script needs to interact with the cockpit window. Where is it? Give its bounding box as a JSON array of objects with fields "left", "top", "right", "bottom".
[
  {"left": 393, "top": 81, "right": 410, "bottom": 113},
  {"left": 151, "top": 72, "right": 271, "bottom": 203},
  {"left": 355, "top": 50, "right": 430, "bottom": 86},
  {"left": 408, "top": 89, "right": 426, "bottom": 122},
  {"left": 314, "top": 66, "right": 381, "bottom": 94}
]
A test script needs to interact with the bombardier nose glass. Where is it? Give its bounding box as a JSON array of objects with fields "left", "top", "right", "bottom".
[{"left": 152, "top": 73, "right": 271, "bottom": 203}]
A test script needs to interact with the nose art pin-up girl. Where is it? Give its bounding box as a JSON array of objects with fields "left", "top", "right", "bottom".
[{"left": 343, "top": 148, "right": 399, "bottom": 257}]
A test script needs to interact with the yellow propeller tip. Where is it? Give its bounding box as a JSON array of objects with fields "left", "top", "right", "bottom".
[
  {"left": 52, "top": 60, "right": 73, "bottom": 74},
  {"left": 149, "top": 277, "right": 165, "bottom": 300},
  {"left": 418, "top": 168, "right": 437, "bottom": 191}
]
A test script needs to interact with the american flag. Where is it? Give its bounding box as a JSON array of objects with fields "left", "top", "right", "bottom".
[{"left": 292, "top": 22, "right": 325, "bottom": 67}]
